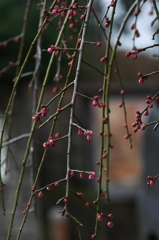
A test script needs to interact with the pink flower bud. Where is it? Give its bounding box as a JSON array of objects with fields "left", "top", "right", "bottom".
[
  {"left": 70, "top": 171, "right": 75, "bottom": 177},
  {"left": 54, "top": 132, "right": 60, "bottom": 138},
  {"left": 55, "top": 51, "right": 60, "bottom": 57},
  {"left": 47, "top": 186, "right": 53, "bottom": 190},
  {"left": 54, "top": 182, "right": 59, "bottom": 187},
  {"left": 130, "top": 24, "right": 135, "bottom": 30},
  {"left": 98, "top": 102, "right": 106, "bottom": 108},
  {"left": 125, "top": 51, "right": 131, "bottom": 57},
  {"left": 141, "top": 125, "right": 146, "bottom": 130},
  {"left": 79, "top": 173, "right": 84, "bottom": 179},
  {"left": 49, "top": 138, "right": 55, "bottom": 145},
  {"left": 96, "top": 177, "right": 101, "bottom": 182},
  {"left": 149, "top": 103, "right": 153, "bottom": 108},
  {"left": 38, "top": 191, "right": 44, "bottom": 198},
  {"left": 147, "top": 176, "right": 153, "bottom": 180},
  {"left": 149, "top": 180, "right": 155, "bottom": 186},
  {"left": 109, "top": 1, "right": 115, "bottom": 7},
  {"left": 92, "top": 100, "right": 98, "bottom": 106},
  {"left": 14, "top": 37, "right": 19, "bottom": 43},
  {"left": 97, "top": 214, "right": 103, "bottom": 221},
  {"left": 138, "top": 78, "right": 144, "bottom": 84},
  {"left": 100, "top": 56, "right": 107, "bottom": 62},
  {"left": 118, "top": 103, "right": 123, "bottom": 108},
  {"left": 85, "top": 202, "right": 90, "bottom": 207},
  {"left": 87, "top": 130, "right": 93, "bottom": 136},
  {"left": 96, "top": 42, "right": 101, "bottom": 47},
  {"left": 68, "top": 61, "right": 72, "bottom": 66},
  {"left": 77, "top": 192, "right": 84, "bottom": 197},
  {"left": 132, "top": 54, "right": 137, "bottom": 60},
  {"left": 103, "top": 117, "right": 108, "bottom": 124},
  {"left": 138, "top": 72, "right": 143, "bottom": 77},
  {"left": 86, "top": 135, "right": 92, "bottom": 141},
  {"left": 47, "top": 48, "right": 53, "bottom": 53},
  {"left": 108, "top": 213, "right": 113, "bottom": 219},
  {"left": 52, "top": 87, "right": 58, "bottom": 93},
  {"left": 124, "top": 134, "right": 129, "bottom": 139},
  {"left": 9, "top": 61, "right": 14, "bottom": 66},
  {"left": 89, "top": 174, "right": 94, "bottom": 180},
  {"left": 51, "top": 9, "right": 59, "bottom": 15},
  {"left": 132, "top": 122, "right": 137, "bottom": 127},
  {"left": 91, "top": 235, "right": 96, "bottom": 239},
  {"left": 63, "top": 198, "right": 68, "bottom": 203},
  {"left": 107, "top": 221, "right": 114, "bottom": 227},
  {"left": 43, "top": 142, "right": 49, "bottom": 148},
  {"left": 144, "top": 110, "right": 149, "bottom": 116},
  {"left": 80, "top": 14, "right": 85, "bottom": 20},
  {"left": 32, "top": 114, "right": 39, "bottom": 121},
  {"left": 78, "top": 129, "right": 83, "bottom": 135}
]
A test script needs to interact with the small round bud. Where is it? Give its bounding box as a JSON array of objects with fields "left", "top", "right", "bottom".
[
  {"left": 54, "top": 182, "right": 59, "bottom": 187},
  {"left": 107, "top": 221, "right": 114, "bottom": 227},
  {"left": 63, "top": 198, "right": 68, "bottom": 203},
  {"left": 85, "top": 202, "right": 90, "bottom": 207},
  {"left": 38, "top": 191, "right": 44, "bottom": 198}
]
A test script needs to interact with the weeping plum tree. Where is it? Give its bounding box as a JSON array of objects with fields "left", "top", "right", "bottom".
[{"left": 0, "top": 0, "right": 159, "bottom": 239}]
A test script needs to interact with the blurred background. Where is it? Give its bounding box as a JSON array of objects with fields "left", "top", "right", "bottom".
[{"left": 0, "top": 0, "right": 159, "bottom": 239}]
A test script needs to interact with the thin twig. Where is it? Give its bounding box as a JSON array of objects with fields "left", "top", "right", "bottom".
[
  {"left": 64, "top": 0, "right": 94, "bottom": 217},
  {"left": 2, "top": 134, "right": 30, "bottom": 147},
  {"left": 82, "top": 60, "right": 107, "bottom": 76}
]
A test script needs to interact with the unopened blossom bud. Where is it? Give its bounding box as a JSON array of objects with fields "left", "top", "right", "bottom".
[
  {"left": 70, "top": 171, "right": 75, "bottom": 177},
  {"left": 85, "top": 202, "right": 90, "bottom": 207},
  {"left": 141, "top": 125, "right": 146, "bottom": 130},
  {"left": 96, "top": 42, "right": 101, "bottom": 47},
  {"left": 78, "top": 129, "right": 83, "bottom": 135},
  {"left": 52, "top": 87, "right": 58, "bottom": 93},
  {"left": 54, "top": 132, "right": 60, "bottom": 138},
  {"left": 38, "top": 191, "right": 44, "bottom": 198},
  {"left": 89, "top": 174, "right": 94, "bottom": 180},
  {"left": 63, "top": 198, "right": 68, "bottom": 203},
  {"left": 79, "top": 173, "right": 84, "bottom": 179},
  {"left": 149, "top": 180, "right": 155, "bottom": 186},
  {"left": 77, "top": 192, "right": 84, "bottom": 197},
  {"left": 103, "top": 117, "right": 108, "bottom": 124},
  {"left": 43, "top": 142, "right": 49, "bottom": 148},
  {"left": 86, "top": 135, "right": 92, "bottom": 140},
  {"left": 149, "top": 103, "right": 153, "bottom": 108},
  {"left": 132, "top": 54, "right": 137, "bottom": 60},
  {"left": 118, "top": 103, "right": 123, "bottom": 108},
  {"left": 138, "top": 78, "right": 144, "bottom": 84},
  {"left": 54, "top": 182, "right": 59, "bottom": 187},
  {"left": 109, "top": 1, "right": 115, "bottom": 7},
  {"left": 47, "top": 186, "right": 53, "bottom": 190},
  {"left": 125, "top": 51, "right": 131, "bottom": 57},
  {"left": 107, "top": 221, "right": 114, "bottom": 227},
  {"left": 32, "top": 114, "right": 39, "bottom": 121},
  {"left": 92, "top": 100, "right": 98, "bottom": 106},
  {"left": 108, "top": 213, "right": 113, "bottom": 219},
  {"left": 96, "top": 177, "right": 101, "bottom": 182},
  {"left": 47, "top": 48, "right": 53, "bottom": 53},
  {"left": 97, "top": 214, "right": 103, "bottom": 221}
]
